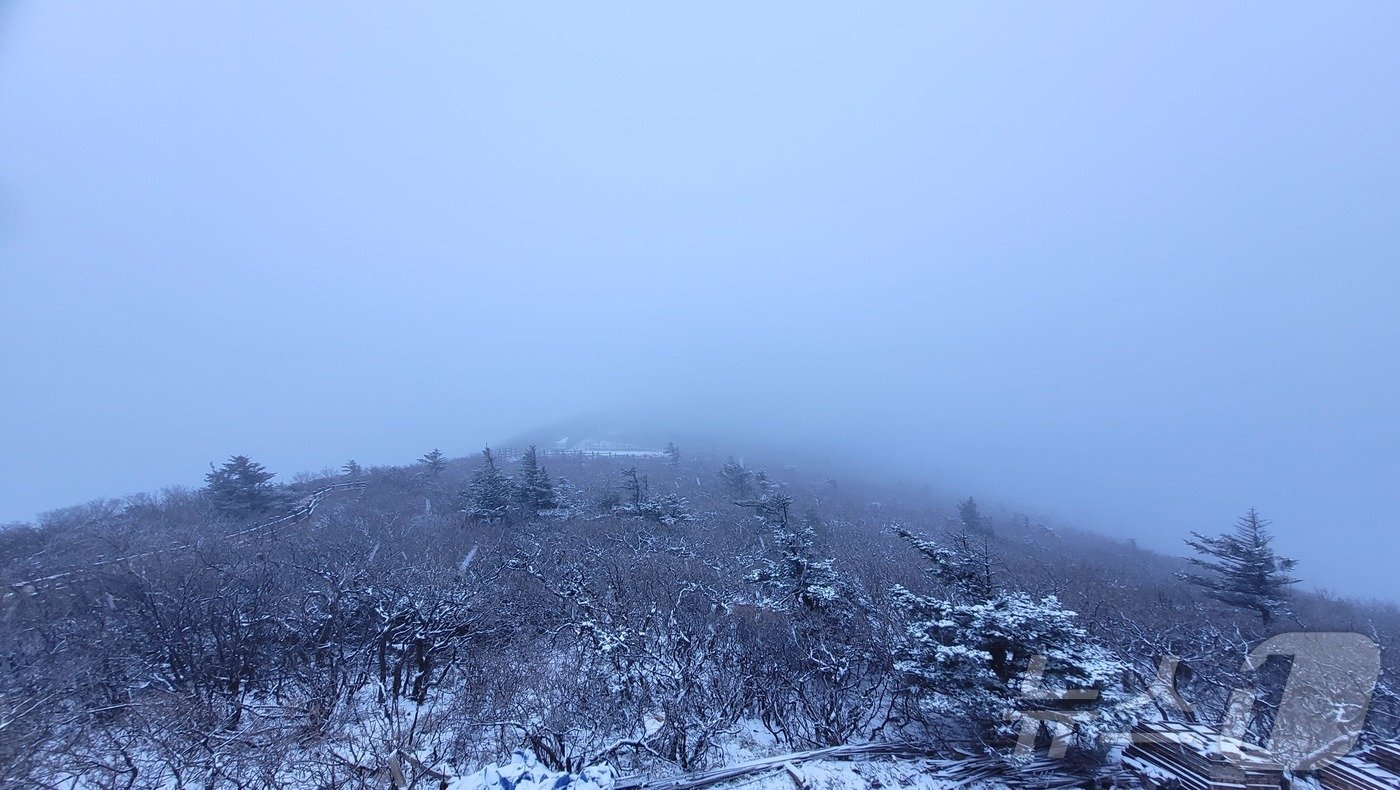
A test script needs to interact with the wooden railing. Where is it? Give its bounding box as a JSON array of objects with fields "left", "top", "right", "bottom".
[{"left": 492, "top": 446, "right": 667, "bottom": 462}]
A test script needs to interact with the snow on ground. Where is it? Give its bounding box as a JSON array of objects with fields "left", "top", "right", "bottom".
[
  {"left": 714, "top": 718, "right": 783, "bottom": 766},
  {"left": 448, "top": 750, "right": 615, "bottom": 790},
  {"left": 660, "top": 722, "right": 984, "bottom": 789},
  {"left": 442, "top": 723, "right": 993, "bottom": 790}
]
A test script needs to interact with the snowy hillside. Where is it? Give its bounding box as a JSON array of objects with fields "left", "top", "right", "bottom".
[{"left": 2, "top": 442, "right": 1396, "bottom": 788}]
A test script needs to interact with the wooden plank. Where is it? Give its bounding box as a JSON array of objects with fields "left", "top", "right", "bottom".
[
  {"left": 1369, "top": 742, "right": 1400, "bottom": 774},
  {"left": 1316, "top": 744, "right": 1400, "bottom": 790},
  {"left": 1124, "top": 722, "right": 1286, "bottom": 790},
  {"left": 782, "top": 760, "right": 808, "bottom": 788},
  {"left": 625, "top": 742, "right": 1089, "bottom": 789}
]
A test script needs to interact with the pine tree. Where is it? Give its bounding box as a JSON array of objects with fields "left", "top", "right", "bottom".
[
  {"left": 513, "top": 445, "right": 557, "bottom": 518},
  {"left": 1179, "top": 508, "right": 1300, "bottom": 624},
  {"left": 419, "top": 448, "right": 447, "bottom": 477},
  {"left": 663, "top": 442, "right": 681, "bottom": 465},
  {"left": 548, "top": 475, "right": 586, "bottom": 519},
  {"left": 462, "top": 446, "right": 511, "bottom": 524},
  {"left": 205, "top": 455, "right": 277, "bottom": 519},
  {"left": 342, "top": 459, "right": 362, "bottom": 478}
]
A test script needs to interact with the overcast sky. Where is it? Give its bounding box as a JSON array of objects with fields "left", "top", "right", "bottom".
[{"left": 1, "top": 3, "right": 1397, "bottom": 601}]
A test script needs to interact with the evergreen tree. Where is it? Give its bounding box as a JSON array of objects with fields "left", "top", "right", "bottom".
[
  {"left": 620, "top": 466, "right": 647, "bottom": 511},
  {"left": 607, "top": 465, "right": 692, "bottom": 525},
  {"left": 743, "top": 492, "right": 841, "bottom": 612},
  {"left": 736, "top": 490, "right": 792, "bottom": 529},
  {"left": 596, "top": 481, "right": 623, "bottom": 513},
  {"left": 891, "top": 526, "right": 1126, "bottom": 740},
  {"left": 637, "top": 493, "right": 693, "bottom": 526},
  {"left": 718, "top": 456, "right": 754, "bottom": 498},
  {"left": 663, "top": 441, "right": 681, "bottom": 465},
  {"left": 462, "top": 446, "right": 511, "bottom": 524},
  {"left": 957, "top": 496, "right": 989, "bottom": 533},
  {"left": 342, "top": 459, "right": 362, "bottom": 478},
  {"left": 419, "top": 448, "right": 447, "bottom": 477},
  {"left": 1179, "top": 508, "right": 1300, "bottom": 624},
  {"left": 894, "top": 526, "right": 995, "bottom": 601},
  {"left": 891, "top": 586, "right": 1125, "bottom": 735},
  {"left": 548, "top": 475, "right": 586, "bottom": 519},
  {"left": 513, "top": 445, "right": 558, "bottom": 518},
  {"left": 205, "top": 455, "right": 277, "bottom": 519}
]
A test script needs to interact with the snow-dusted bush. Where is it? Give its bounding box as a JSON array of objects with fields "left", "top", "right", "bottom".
[{"left": 636, "top": 492, "right": 694, "bottom": 525}]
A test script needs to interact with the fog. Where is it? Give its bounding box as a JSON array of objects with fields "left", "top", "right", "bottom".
[{"left": 1, "top": 3, "right": 1397, "bottom": 601}]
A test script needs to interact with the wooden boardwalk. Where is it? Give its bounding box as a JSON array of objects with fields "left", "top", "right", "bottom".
[
  {"left": 1316, "top": 741, "right": 1400, "bottom": 789},
  {"left": 1124, "top": 721, "right": 1400, "bottom": 790},
  {"left": 1123, "top": 722, "right": 1284, "bottom": 790},
  {"left": 615, "top": 742, "right": 1087, "bottom": 789}
]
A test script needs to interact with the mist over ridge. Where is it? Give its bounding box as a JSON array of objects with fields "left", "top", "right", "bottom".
[{"left": 6, "top": 4, "right": 1400, "bottom": 786}]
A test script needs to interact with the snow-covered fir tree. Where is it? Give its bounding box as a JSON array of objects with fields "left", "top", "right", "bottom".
[
  {"left": 890, "top": 526, "right": 1126, "bottom": 744},
  {"left": 894, "top": 526, "right": 994, "bottom": 600},
  {"left": 547, "top": 475, "right": 588, "bottom": 519},
  {"left": 1179, "top": 507, "right": 1300, "bottom": 624},
  {"left": 205, "top": 455, "right": 277, "bottom": 519},
  {"left": 957, "top": 496, "right": 990, "bottom": 534},
  {"left": 612, "top": 465, "right": 693, "bottom": 525},
  {"left": 462, "top": 446, "right": 512, "bottom": 523},
  {"left": 743, "top": 492, "right": 842, "bottom": 612},
  {"left": 718, "top": 456, "right": 754, "bottom": 498},
  {"left": 418, "top": 448, "right": 447, "bottom": 477},
  {"left": 637, "top": 493, "right": 694, "bottom": 525},
  {"left": 620, "top": 465, "right": 647, "bottom": 511},
  {"left": 513, "top": 445, "right": 558, "bottom": 518}
]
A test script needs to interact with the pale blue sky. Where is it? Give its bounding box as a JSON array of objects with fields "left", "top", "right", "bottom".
[{"left": 1, "top": 3, "right": 1397, "bottom": 600}]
